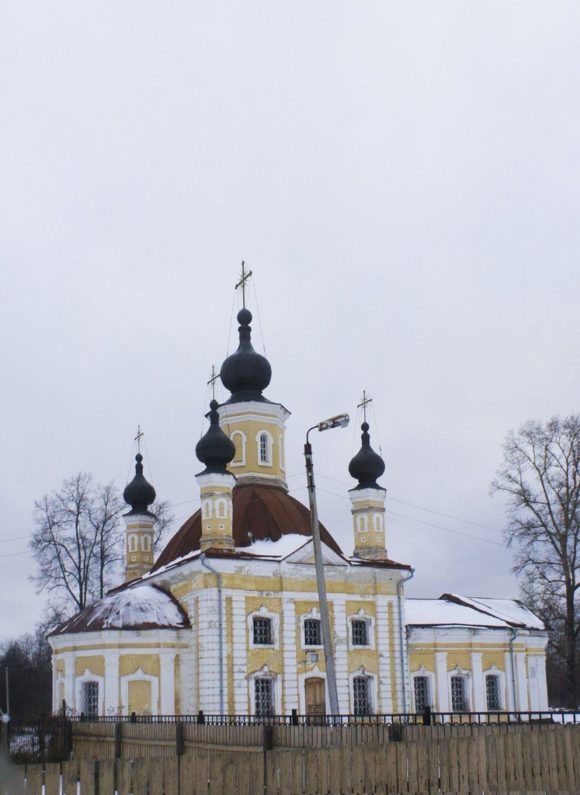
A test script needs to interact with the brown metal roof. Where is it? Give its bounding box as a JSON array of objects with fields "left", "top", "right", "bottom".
[
  {"left": 152, "top": 483, "right": 343, "bottom": 572},
  {"left": 49, "top": 584, "right": 191, "bottom": 636}
]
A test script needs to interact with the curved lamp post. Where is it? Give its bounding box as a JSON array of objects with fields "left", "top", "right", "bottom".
[{"left": 304, "top": 413, "right": 349, "bottom": 717}]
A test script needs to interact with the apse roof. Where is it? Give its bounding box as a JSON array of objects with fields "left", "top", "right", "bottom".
[
  {"left": 151, "top": 483, "right": 344, "bottom": 571},
  {"left": 405, "top": 594, "right": 544, "bottom": 631},
  {"left": 49, "top": 584, "right": 190, "bottom": 635}
]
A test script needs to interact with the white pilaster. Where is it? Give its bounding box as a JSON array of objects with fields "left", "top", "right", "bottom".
[
  {"left": 160, "top": 652, "right": 177, "bottom": 714},
  {"left": 471, "top": 652, "right": 484, "bottom": 712},
  {"left": 63, "top": 653, "right": 75, "bottom": 711},
  {"left": 232, "top": 593, "right": 248, "bottom": 715},
  {"left": 332, "top": 595, "right": 349, "bottom": 713},
  {"left": 282, "top": 598, "right": 298, "bottom": 713},
  {"left": 376, "top": 596, "right": 392, "bottom": 713},
  {"left": 435, "top": 652, "right": 448, "bottom": 712},
  {"left": 516, "top": 651, "right": 529, "bottom": 711},
  {"left": 104, "top": 653, "right": 120, "bottom": 715},
  {"left": 504, "top": 651, "right": 516, "bottom": 710}
]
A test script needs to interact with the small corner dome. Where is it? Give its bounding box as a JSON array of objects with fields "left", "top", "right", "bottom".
[
  {"left": 123, "top": 454, "right": 156, "bottom": 515},
  {"left": 220, "top": 309, "right": 272, "bottom": 402},
  {"left": 195, "top": 400, "right": 236, "bottom": 474},
  {"left": 348, "top": 422, "right": 385, "bottom": 489}
]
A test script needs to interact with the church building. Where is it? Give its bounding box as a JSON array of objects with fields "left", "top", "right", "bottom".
[{"left": 48, "top": 297, "right": 549, "bottom": 718}]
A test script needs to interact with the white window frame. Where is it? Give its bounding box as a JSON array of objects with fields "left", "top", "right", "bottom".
[
  {"left": 249, "top": 666, "right": 281, "bottom": 716},
  {"left": 448, "top": 668, "right": 471, "bottom": 712},
  {"left": 128, "top": 534, "right": 138, "bottom": 553},
  {"left": 120, "top": 667, "right": 159, "bottom": 717},
  {"left": 248, "top": 605, "right": 278, "bottom": 649},
  {"left": 300, "top": 608, "right": 323, "bottom": 649},
  {"left": 141, "top": 534, "right": 151, "bottom": 552},
  {"left": 279, "top": 435, "right": 285, "bottom": 471},
  {"left": 75, "top": 669, "right": 105, "bottom": 717},
  {"left": 483, "top": 666, "right": 504, "bottom": 711},
  {"left": 256, "top": 430, "right": 273, "bottom": 466},
  {"left": 412, "top": 666, "right": 435, "bottom": 712},
  {"left": 230, "top": 430, "right": 247, "bottom": 467},
  {"left": 348, "top": 609, "right": 375, "bottom": 650},
  {"left": 349, "top": 668, "right": 375, "bottom": 716}
]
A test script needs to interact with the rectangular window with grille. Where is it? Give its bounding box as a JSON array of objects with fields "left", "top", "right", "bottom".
[
  {"left": 414, "top": 676, "right": 430, "bottom": 713},
  {"left": 353, "top": 676, "right": 371, "bottom": 715},
  {"left": 253, "top": 616, "right": 273, "bottom": 645},
  {"left": 303, "top": 618, "right": 321, "bottom": 647},
  {"left": 81, "top": 681, "right": 99, "bottom": 717},
  {"left": 254, "top": 678, "right": 274, "bottom": 717},
  {"left": 486, "top": 674, "right": 501, "bottom": 710},
  {"left": 351, "top": 619, "right": 369, "bottom": 646},
  {"left": 450, "top": 676, "right": 467, "bottom": 711}
]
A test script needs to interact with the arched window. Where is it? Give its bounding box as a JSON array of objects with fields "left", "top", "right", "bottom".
[
  {"left": 141, "top": 535, "right": 151, "bottom": 552},
  {"left": 257, "top": 431, "right": 272, "bottom": 466},
  {"left": 356, "top": 515, "right": 367, "bottom": 533},
  {"left": 81, "top": 681, "right": 99, "bottom": 717},
  {"left": 374, "top": 514, "right": 383, "bottom": 533},
  {"left": 128, "top": 535, "right": 138, "bottom": 553},
  {"left": 215, "top": 498, "right": 227, "bottom": 519}
]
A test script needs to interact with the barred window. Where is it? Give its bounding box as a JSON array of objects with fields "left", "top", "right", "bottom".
[
  {"left": 304, "top": 618, "right": 321, "bottom": 647},
  {"left": 414, "top": 676, "right": 430, "bottom": 713},
  {"left": 486, "top": 674, "right": 501, "bottom": 710},
  {"left": 351, "top": 619, "right": 369, "bottom": 646},
  {"left": 253, "top": 616, "right": 273, "bottom": 645},
  {"left": 450, "top": 675, "right": 467, "bottom": 712},
  {"left": 81, "top": 681, "right": 99, "bottom": 717},
  {"left": 353, "top": 677, "right": 371, "bottom": 715},
  {"left": 254, "top": 678, "right": 274, "bottom": 717}
]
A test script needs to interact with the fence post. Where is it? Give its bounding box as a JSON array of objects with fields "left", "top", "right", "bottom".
[
  {"left": 176, "top": 722, "right": 184, "bottom": 756},
  {"left": 114, "top": 721, "right": 122, "bottom": 759},
  {"left": 130, "top": 712, "right": 137, "bottom": 723},
  {"left": 197, "top": 710, "right": 205, "bottom": 725},
  {"left": 423, "top": 706, "right": 432, "bottom": 726},
  {"left": 291, "top": 709, "right": 298, "bottom": 726}
]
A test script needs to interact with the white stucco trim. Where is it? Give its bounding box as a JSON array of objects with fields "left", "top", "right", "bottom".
[{"left": 75, "top": 669, "right": 105, "bottom": 716}]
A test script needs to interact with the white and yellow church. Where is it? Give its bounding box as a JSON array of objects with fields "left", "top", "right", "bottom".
[{"left": 48, "top": 303, "right": 549, "bottom": 718}]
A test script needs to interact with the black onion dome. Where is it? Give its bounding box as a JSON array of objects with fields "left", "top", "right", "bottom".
[
  {"left": 123, "top": 454, "right": 156, "bottom": 515},
  {"left": 348, "top": 422, "right": 385, "bottom": 489},
  {"left": 220, "top": 309, "right": 272, "bottom": 403},
  {"left": 196, "top": 400, "right": 236, "bottom": 474}
]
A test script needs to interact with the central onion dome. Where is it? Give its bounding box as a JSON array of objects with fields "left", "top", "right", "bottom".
[
  {"left": 123, "top": 454, "right": 156, "bottom": 515},
  {"left": 195, "top": 400, "right": 236, "bottom": 474},
  {"left": 348, "top": 422, "right": 385, "bottom": 489},
  {"left": 220, "top": 308, "right": 272, "bottom": 403}
]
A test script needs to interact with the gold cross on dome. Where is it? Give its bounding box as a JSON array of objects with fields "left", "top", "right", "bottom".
[
  {"left": 357, "top": 390, "right": 372, "bottom": 423},
  {"left": 235, "top": 260, "right": 253, "bottom": 308},
  {"left": 134, "top": 425, "right": 144, "bottom": 454},
  {"left": 207, "top": 365, "right": 220, "bottom": 401}
]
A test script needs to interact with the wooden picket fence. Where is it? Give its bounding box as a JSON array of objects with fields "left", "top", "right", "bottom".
[{"left": 11, "top": 723, "right": 580, "bottom": 793}]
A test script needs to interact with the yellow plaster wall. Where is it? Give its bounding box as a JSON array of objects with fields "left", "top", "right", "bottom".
[
  {"left": 75, "top": 656, "right": 104, "bottom": 677},
  {"left": 120, "top": 654, "right": 160, "bottom": 678},
  {"left": 127, "top": 680, "right": 152, "bottom": 714},
  {"left": 409, "top": 651, "right": 436, "bottom": 673},
  {"left": 348, "top": 649, "right": 377, "bottom": 673},
  {"left": 223, "top": 417, "right": 285, "bottom": 479},
  {"left": 346, "top": 601, "right": 376, "bottom": 618},
  {"left": 482, "top": 652, "right": 505, "bottom": 671},
  {"left": 446, "top": 652, "right": 472, "bottom": 671}
]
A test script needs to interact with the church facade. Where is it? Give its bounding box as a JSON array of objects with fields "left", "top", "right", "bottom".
[{"left": 49, "top": 305, "right": 549, "bottom": 718}]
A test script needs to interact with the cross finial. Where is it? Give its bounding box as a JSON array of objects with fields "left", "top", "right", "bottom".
[
  {"left": 357, "top": 390, "right": 372, "bottom": 424},
  {"left": 134, "top": 425, "right": 144, "bottom": 454},
  {"left": 207, "top": 365, "right": 220, "bottom": 400},
  {"left": 235, "top": 260, "right": 253, "bottom": 309}
]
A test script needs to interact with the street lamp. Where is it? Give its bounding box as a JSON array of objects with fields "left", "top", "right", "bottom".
[{"left": 304, "top": 413, "right": 349, "bottom": 717}]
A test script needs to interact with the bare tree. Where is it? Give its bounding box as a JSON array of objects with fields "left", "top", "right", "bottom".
[
  {"left": 30, "top": 474, "right": 125, "bottom": 613},
  {"left": 31, "top": 475, "right": 175, "bottom": 621},
  {"left": 492, "top": 415, "right": 580, "bottom": 708}
]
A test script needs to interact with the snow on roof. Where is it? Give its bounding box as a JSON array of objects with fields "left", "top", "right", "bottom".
[
  {"left": 405, "top": 598, "right": 507, "bottom": 628},
  {"left": 238, "top": 533, "right": 310, "bottom": 558},
  {"left": 445, "top": 595, "right": 545, "bottom": 630},
  {"left": 52, "top": 584, "right": 190, "bottom": 634},
  {"left": 405, "top": 594, "right": 545, "bottom": 630}
]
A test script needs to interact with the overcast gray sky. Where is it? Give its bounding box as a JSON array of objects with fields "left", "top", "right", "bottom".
[{"left": 1, "top": 2, "right": 579, "bottom": 641}]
